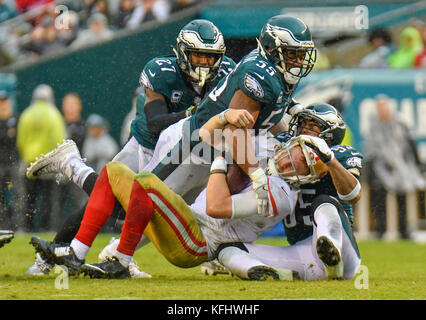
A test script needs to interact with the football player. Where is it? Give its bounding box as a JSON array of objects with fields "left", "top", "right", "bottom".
[
  {"left": 30, "top": 130, "right": 328, "bottom": 280},
  {"left": 24, "top": 19, "right": 236, "bottom": 277},
  {"left": 142, "top": 14, "right": 316, "bottom": 213},
  {"left": 211, "top": 102, "right": 363, "bottom": 280}
]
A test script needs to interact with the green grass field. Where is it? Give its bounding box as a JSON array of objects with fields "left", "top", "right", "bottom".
[{"left": 0, "top": 233, "right": 425, "bottom": 300}]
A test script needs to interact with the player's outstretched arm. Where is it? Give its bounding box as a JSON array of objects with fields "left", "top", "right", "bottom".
[
  {"left": 302, "top": 135, "right": 362, "bottom": 204},
  {"left": 199, "top": 109, "right": 254, "bottom": 148},
  {"left": 206, "top": 157, "right": 259, "bottom": 219},
  {"left": 206, "top": 157, "right": 233, "bottom": 218}
]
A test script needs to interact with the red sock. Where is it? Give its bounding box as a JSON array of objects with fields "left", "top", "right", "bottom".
[
  {"left": 117, "top": 181, "right": 154, "bottom": 256},
  {"left": 75, "top": 166, "right": 116, "bottom": 246}
]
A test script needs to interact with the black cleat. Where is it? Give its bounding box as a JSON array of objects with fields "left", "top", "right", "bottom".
[
  {"left": 247, "top": 265, "right": 294, "bottom": 281},
  {"left": 0, "top": 230, "right": 14, "bottom": 248},
  {"left": 80, "top": 257, "right": 131, "bottom": 279},
  {"left": 316, "top": 236, "right": 343, "bottom": 280},
  {"left": 29, "top": 236, "right": 84, "bottom": 274}
]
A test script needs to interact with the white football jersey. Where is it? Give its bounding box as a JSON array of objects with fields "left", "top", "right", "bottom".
[{"left": 190, "top": 176, "right": 298, "bottom": 258}]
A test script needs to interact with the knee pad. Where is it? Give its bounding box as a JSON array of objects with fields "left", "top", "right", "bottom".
[
  {"left": 215, "top": 242, "right": 248, "bottom": 259},
  {"left": 309, "top": 195, "right": 345, "bottom": 227}
]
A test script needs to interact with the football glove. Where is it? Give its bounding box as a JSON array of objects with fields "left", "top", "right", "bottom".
[
  {"left": 301, "top": 135, "right": 335, "bottom": 164},
  {"left": 287, "top": 99, "right": 304, "bottom": 117},
  {"left": 249, "top": 167, "right": 273, "bottom": 218}
]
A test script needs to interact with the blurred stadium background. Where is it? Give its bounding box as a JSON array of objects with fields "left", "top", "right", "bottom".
[{"left": 0, "top": 0, "right": 425, "bottom": 242}]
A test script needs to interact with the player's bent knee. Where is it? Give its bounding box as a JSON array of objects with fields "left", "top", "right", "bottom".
[
  {"left": 216, "top": 242, "right": 248, "bottom": 259},
  {"left": 309, "top": 195, "right": 343, "bottom": 226}
]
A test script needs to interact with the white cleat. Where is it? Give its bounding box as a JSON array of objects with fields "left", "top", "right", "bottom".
[
  {"left": 26, "top": 253, "right": 53, "bottom": 275},
  {"left": 316, "top": 236, "right": 344, "bottom": 280},
  {"left": 201, "top": 260, "right": 233, "bottom": 276},
  {"left": 26, "top": 139, "right": 83, "bottom": 179},
  {"left": 98, "top": 237, "right": 152, "bottom": 279},
  {"left": 0, "top": 230, "right": 13, "bottom": 248}
]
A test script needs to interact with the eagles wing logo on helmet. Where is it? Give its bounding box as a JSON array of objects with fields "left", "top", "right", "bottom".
[
  {"left": 265, "top": 24, "right": 314, "bottom": 48},
  {"left": 244, "top": 74, "right": 264, "bottom": 98},
  {"left": 139, "top": 70, "right": 153, "bottom": 91}
]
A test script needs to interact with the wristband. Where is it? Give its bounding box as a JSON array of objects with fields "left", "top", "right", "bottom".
[
  {"left": 218, "top": 109, "right": 229, "bottom": 126},
  {"left": 210, "top": 158, "right": 227, "bottom": 174},
  {"left": 337, "top": 180, "right": 361, "bottom": 201}
]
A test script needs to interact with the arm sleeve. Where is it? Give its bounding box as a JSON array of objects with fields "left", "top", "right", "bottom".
[
  {"left": 144, "top": 99, "right": 187, "bottom": 137},
  {"left": 230, "top": 190, "right": 258, "bottom": 218}
]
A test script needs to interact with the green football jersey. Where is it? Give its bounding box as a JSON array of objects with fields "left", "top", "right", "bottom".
[
  {"left": 131, "top": 55, "right": 236, "bottom": 149},
  {"left": 189, "top": 49, "right": 297, "bottom": 136},
  {"left": 285, "top": 143, "right": 363, "bottom": 245}
]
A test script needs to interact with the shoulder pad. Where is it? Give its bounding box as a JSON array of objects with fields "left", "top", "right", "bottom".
[
  {"left": 331, "top": 145, "right": 363, "bottom": 174},
  {"left": 139, "top": 57, "right": 178, "bottom": 91},
  {"left": 237, "top": 54, "right": 283, "bottom": 103}
]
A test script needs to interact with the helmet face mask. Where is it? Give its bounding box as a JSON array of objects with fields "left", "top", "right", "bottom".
[
  {"left": 258, "top": 15, "right": 316, "bottom": 85},
  {"left": 267, "top": 135, "right": 328, "bottom": 187},
  {"left": 289, "top": 102, "right": 346, "bottom": 146},
  {"left": 174, "top": 19, "right": 226, "bottom": 87}
]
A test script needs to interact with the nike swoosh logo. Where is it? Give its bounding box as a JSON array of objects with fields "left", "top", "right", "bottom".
[
  {"left": 254, "top": 72, "right": 265, "bottom": 80},
  {"left": 148, "top": 70, "right": 155, "bottom": 77}
]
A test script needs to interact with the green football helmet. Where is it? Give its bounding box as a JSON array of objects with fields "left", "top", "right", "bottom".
[
  {"left": 174, "top": 19, "right": 226, "bottom": 87},
  {"left": 257, "top": 15, "right": 316, "bottom": 85},
  {"left": 289, "top": 102, "right": 346, "bottom": 146}
]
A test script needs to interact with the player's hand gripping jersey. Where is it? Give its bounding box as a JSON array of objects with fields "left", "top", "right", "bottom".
[
  {"left": 276, "top": 134, "right": 363, "bottom": 245},
  {"left": 132, "top": 55, "right": 235, "bottom": 150}
]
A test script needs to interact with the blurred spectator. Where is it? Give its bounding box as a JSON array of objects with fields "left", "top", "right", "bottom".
[
  {"left": 15, "top": 0, "right": 53, "bottom": 13},
  {"left": 0, "top": 0, "right": 16, "bottom": 23},
  {"left": 71, "top": 12, "right": 114, "bottom": 49},
  {"left": 364, "top": 94, "right": 426, "bottom": 239},
  {"left": 114, "top": 0, "right": 136, "bottom": 29},
  {"left": 359, "top": 28, "right": 394, "bottom": 69},
  {"left": 56, "top": 10, "right": 80, "bottom": 47},
  {"left": 17, "top": 84, "right": 66, "bottom": 232},
  {"left": 78, "top": 0, "right": 98, "bottom": 27},
  {"left": 93, "top": 0, "right": 111, "bottom": 24},
  {"left": 0, "top": 90, "right": 24, "bottom": 230},
  {"left": 414, "top": 19, "right": 426, "bottom": 68},
  {"left": 62, "top": 93, "right": 87, "bottom": 150},
  {"left": 120, "top": 86, "right": 144, "bottom": 146},
  {"left": 82, "top": 113, "right": 119, "bottom": 173},
  {"left": 39, "top": 17, "right": 66, "bottom": 56},
  {"left": 55, "top": 92, "right": 88, "bottom": 230},
  {"left": 126, "top": 0, "right": 170, "bottom": 28},
  {"left": 388, "top": 26, "right": 424, "bottom": 69},
  {"left": 170, "top": 0, "right": 200, "bottom": 14},
  {"left": 20, "top": 25, "right": 45, "bottom": 58}
]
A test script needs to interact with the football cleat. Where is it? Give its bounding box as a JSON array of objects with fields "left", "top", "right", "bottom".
[
  {"left": 0, "top": 230, "right": 13, "bottom": 248},
  {"left": 316, "top": 236, "right": 344, "bottom": 280},
  {"left": 26, "top": 139, "right": 83, "bottom": 179},
  {"left": 80, "top": 257, "right": 131, "bottom": 279},
  {"left": 247, "top": 265, "right": 296, "bottom": 281},
  {"left": 29, "top": 236, "right": 84, "bottom": 274},
  {"left": 201, "top": 260, "right": 233, "bottom": 276},
  {"left": 26, "top": 253, "right": 53, "bottom": 275},
  {"left": 98, "top": 237, "right": 152, "bottom": 278}
]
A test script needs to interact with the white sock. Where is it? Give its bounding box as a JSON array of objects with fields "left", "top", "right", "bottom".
[
  {"left": 114, "top": 250, "right": 132, "bottom": 268},
  {"left": 68, "top": 159, "right": 95, "bottom": 189},
  {"left": 70, "top": 238, "right": 90, "bottom": 261},
  {"left": 218, "top": 246, "right": 267, "bottom": 280},
  {"left": 314, "top": 203, "right": 343, "bottom": 252}
]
